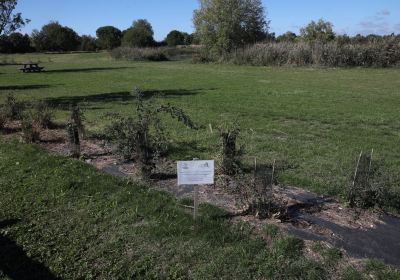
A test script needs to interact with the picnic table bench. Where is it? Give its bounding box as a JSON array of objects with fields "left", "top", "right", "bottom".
[{"left": 19, "top": 62, "right": 44, "bottom": 73}]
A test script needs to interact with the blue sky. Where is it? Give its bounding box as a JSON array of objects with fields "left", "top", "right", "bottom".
[{"left": 17, "top": 0, "right": 400, "bottom": 40}]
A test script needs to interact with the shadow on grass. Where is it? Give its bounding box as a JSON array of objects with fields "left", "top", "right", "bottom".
[
  {"left": 44, "top": 67, "right": 135, "bottom": 74},
  {"left": 168, "top": 140, "right": 208, "bottom": 160},
  {"left": 44, "top": 89, "right": 210, "bottom": 109},
  {"left": 0, "top": 219, "right": 60, "bottom": 280},
  {"left": 0, "top": 84, "right": 52, "bottom": 91}
]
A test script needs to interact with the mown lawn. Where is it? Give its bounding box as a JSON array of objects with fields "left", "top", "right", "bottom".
[
  {"left": 1, "top": 139, "right": 400, "bottom": 279},
  {"left": 1, "top": 52, "right": 400, "bottom": 199}
]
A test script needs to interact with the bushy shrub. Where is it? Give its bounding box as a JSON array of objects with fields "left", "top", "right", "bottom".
[
  {"left": 104, "top": 87, "right": 199, "bottom": 179},
  {"left": 110, "top": 46, "right": 202, "bottom": 62},
  {"left": 192, "top": 52, "right": 212, "bottom": 63},
  {"left": 110, "top": 47, "right": 168, "bottom": 61}
]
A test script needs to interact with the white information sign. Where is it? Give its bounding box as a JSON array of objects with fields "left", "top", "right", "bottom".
[{"left": 177, "top": 160, "right": 214, "bottom": 186}]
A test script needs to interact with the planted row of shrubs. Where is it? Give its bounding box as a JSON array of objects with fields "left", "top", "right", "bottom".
[
  {"left": 1, "top": 92, "right": 399, "bottom": 214},
  {"left": 220, "top": 39, "right": 400, "bottom": 67}
]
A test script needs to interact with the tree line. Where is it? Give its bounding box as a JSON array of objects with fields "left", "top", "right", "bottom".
[{"left": 0, "top": 20, "right": 196, "bottom": 53}]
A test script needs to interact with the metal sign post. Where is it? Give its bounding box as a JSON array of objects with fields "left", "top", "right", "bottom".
[{"left": 177, "top": 159, "right": 214, "bottom": 220}]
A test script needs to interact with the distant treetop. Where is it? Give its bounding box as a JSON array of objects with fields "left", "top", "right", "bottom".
[{"left": 96, "top": 26, "right": 122, "bottom": 50}]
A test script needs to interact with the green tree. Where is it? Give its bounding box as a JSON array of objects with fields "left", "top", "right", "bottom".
[
  {"left": 0, "top": 34, "right": 11, "bottom": 52},
  {"left": 193, "top": 0, "right": 269, "bottom": 55},
  {"left": 183, "top": 33, "right": 194, "bottom": 45},
  {"left": 277, "top": 31, "right": 297, "bottom": 42},
  {"left": 79, "top": 35, "right": 97, "bottom": 51},
  {"left": 96, "top": 26, "right": 121, "bottom": 50},
  {"left": 165, "top": 30, "right": 185, "bottom": 46},
  {"left": 122, "top": 19, "right": 154, "bottom": 48},
  {"left": 300, "top": 19, "right": 335, "bottom": 42},
  {"left": 0, "top": 0, "right": 29, "bottom": 35},
  {"left": 31, "top": 21, "right": 80, "bottom": 52},
  {"left": 8, "top": 32, "right": 31, "bottom": 52}
]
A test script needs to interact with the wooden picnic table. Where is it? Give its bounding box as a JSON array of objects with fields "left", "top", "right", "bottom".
[{"left": 19, "top": 62, "right": 44, "bottom": 73}]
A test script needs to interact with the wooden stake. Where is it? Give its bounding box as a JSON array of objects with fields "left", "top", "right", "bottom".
[
  {"left": 352, "top": 151, "right": 363, "bottom": 188},
  {"left": 271, "top": 159, "right": 276, "bottom": 186},
  {"left": 192, "top": 158, "right": 200, "bottom": 220},
  {"left": 194, "top": 185, "right": 199, "bottom": 220},
  {"left": 350, "top": 151, "right": 363, "bottom": 207},
  {"left": 367, "top": 149, "right": 374, "bottom": 182}
]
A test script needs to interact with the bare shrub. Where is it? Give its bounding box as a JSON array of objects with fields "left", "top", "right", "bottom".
[
  {"left": 70, "top": 105, "right": 86, "bottom": 139},
  {"left": 0, "top": 109, "right": 6, "bottom": 130},
  {"left": 348, "top": 150, "right": 397, "bottom": 209},
  {"left": 3, "top": 94, "right": 25, "bottom": 120},
  {"left": 65, "top": 105, "right": 85, "bottom": 158},
  {"left": 234, "top": 161, "right": 288, "bottom": 219},
  {"left": 66, "top": 121, "right": 81, "bottom": 158},
  {"left": 31, "top": 101, "right": 54, "bottom": 129},
  {"left": 218, "top": 122, "right": 245, "bottom": 176}
]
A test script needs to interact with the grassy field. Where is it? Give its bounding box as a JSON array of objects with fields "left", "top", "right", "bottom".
[
  {"left": 1, "top": 52, "right": 400, "bottom": 199},
  {"left": 2, "top": 53, "right": 400, "bottom": 278},
  {"left": 1, "top": 139, "right": 399, "bottom": 279}
]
